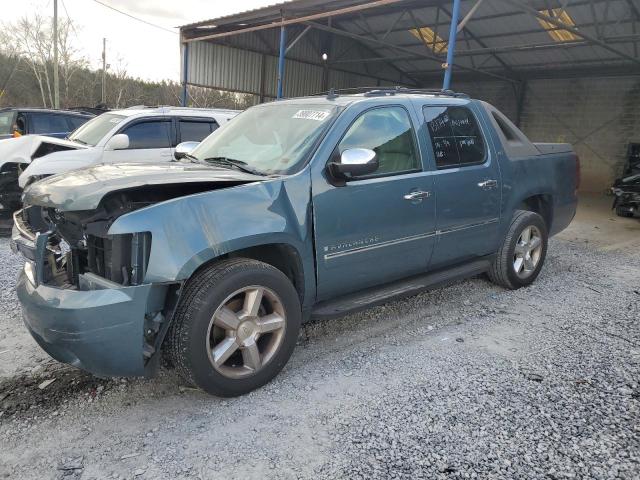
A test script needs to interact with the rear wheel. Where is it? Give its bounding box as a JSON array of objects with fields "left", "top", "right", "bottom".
[
  {"left": 165, "top": 258, "right": 301, "bottom": 397},
  {"left": 488, "top": 210, "right": 548, "bottom": 290}
]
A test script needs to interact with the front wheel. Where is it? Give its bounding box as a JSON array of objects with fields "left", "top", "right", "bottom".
[
  {"left": 165, "top": 258, "right": 301, "bottom": 397},
  {"left": 488, "top": 210, "right": 548, "bottom": 290}
]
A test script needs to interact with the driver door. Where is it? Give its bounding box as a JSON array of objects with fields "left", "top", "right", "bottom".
[{"left": 312, "top": 104, "right": 437, "bottom": 301}]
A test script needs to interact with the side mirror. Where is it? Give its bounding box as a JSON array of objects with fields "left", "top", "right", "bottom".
[
  {"left": 104, "top": 133, "right": 129, "bottom": 151},
  {"left": 328, "top": 148, "right": 379, "bottom": 181},
  {"left": 174, "top": 141, "right": 200, "bottom": 160}
]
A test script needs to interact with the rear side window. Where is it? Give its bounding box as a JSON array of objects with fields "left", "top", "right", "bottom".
[
  {"left": 179, "top": 120, "right": 217, "bottom": 142},
  {"left": 424, "top": 106, "right": 486, "bottom": 169},
  {"left": 122, "top": 120, "right": 172, "bottom": 149},
  {"left": 30, "top": 113, "right": 70, "bottom": 134}
]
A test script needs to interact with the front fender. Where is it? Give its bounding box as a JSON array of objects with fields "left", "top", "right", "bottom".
[{"left": 108, "top": 173, "right": 315, "bottom": 304}]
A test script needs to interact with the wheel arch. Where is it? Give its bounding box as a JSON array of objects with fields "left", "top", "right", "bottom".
[
  {"left": 517, "top": 193, "right": 553, "bottom": 230},
  {"left": 182, "top": 240, "right": 308, "bottom": 305}
]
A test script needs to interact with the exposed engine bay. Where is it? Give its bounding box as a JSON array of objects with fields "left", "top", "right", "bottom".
[{"left": 14, "top": 181, "right": 248, "bottom": 289}]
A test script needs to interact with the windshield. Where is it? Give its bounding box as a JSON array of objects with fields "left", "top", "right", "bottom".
[
  {"left": 69, "top": 113, "right": 126, "bottom": 146},
  {"left": 190, "top": 103, "right": 340, "bottom": 175},
  {"left": 0, "top": 111, "right": 16, "bottom": 135}
]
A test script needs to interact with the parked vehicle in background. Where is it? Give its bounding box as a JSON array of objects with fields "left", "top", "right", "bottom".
[
  {"left": 11, "top": 89, "right": 579, "bottom": 397},
  {"left": 17, "top": 107, "right": 239, "bottom": 189},
  {"left": 612, "top": 143, "right": 640, "bottom": 218},
  {"left": 0, "top": 108, "right": 95, "bottom": 217},
  {"left": 0, "top": 108, "right": 94, "bottom": 140}
]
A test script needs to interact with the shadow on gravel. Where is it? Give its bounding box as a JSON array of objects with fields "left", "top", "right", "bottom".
[{"left": 0, "top": 365, "right": 116, "bottom": 418}]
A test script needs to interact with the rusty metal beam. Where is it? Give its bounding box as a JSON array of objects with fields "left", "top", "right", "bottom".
[{"left": 183, "top": 0, "right": 407, "bottom": 43}]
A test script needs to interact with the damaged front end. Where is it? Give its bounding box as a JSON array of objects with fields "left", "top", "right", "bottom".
[
  {"left": 12, "top": 161, "right": 269, "bottom": 377},
  {"left": 11, "top": 191, "right": 181, "bottom": 378},
  {"left": 612, "top": 173, "right": 640, "bottom": 219}
]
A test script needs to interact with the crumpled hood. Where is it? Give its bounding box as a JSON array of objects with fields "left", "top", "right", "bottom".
[
  {"left": 0, "top": 135, "right": 86, "bottom": 168},
  {"left": 22, "top": 162, "right": 265, "bottom": 211}
]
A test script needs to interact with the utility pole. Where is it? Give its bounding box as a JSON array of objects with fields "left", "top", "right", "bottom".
[
  {"left": 53, "top": 0, "right": 60, "bottom": 109},
  {"left": 101, "top": 38, "right": 106, "bottom": 104}
]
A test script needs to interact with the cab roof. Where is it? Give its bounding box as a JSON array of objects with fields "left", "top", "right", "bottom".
[{"left": 107, "top": 106, "right": 240, "bottom": 118}]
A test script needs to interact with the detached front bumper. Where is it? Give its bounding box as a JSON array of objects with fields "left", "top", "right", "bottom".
[
  {"left": 12, "top": 217, "right": 167, "bottom": 378},
  {"left": 17, "top": 271, "right": 156, "bottom": 377}
]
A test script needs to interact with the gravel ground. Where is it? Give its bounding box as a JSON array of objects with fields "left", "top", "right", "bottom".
[{"left": 0, "top": 207, "right": 638, "bottom": 479}]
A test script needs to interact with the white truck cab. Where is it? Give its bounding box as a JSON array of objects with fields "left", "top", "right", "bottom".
[{"left": 18, "top": 106, "right": 238, "bottom": 188}]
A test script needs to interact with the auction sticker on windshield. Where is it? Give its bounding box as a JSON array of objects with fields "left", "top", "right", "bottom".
[{"left": 293, "top": 110, "right": 331, "bottom": 121}]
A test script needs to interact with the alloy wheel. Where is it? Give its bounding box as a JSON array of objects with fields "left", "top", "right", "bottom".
[
  {"left": 513, "top": 225, "right": 543, "bottom": 279},
  {"left": 206, "top": 286, "right": 286, "bottom": 379}
]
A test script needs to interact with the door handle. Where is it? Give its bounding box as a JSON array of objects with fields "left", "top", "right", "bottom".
[
  {"left": 477, "top": 179, "right": 498, "bottom": 189},
  {"left": 404, "top": 190, "right": 431, "bottom": 201}
]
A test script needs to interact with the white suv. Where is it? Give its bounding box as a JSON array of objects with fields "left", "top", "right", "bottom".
[{"left": 17, "top": 106, "right": 238, "bottom": 187}]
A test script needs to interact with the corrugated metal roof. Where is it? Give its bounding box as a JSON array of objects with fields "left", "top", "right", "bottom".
[{"left": 181, "top": 0, "right": 640, "bottom": 94}]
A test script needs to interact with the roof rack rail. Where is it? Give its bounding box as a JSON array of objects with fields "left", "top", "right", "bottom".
[{"left": 315, "top": 86, "right": 469, "bottom": 99}]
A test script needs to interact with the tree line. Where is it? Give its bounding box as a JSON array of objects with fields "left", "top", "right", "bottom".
[{"left": 0, "top": 15, "right": 253, "bottom": 111}]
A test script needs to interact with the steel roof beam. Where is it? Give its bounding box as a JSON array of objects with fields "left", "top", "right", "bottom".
[
  {"left": 182, "top": 0, "right": 408, "bottom": 43},
  {"left": 285, "top": 25, "right": 312, "bottom": 54},
  {"left": 242, "top": 0, "right": 612, "bottom": 42},
  {"left": 495, "top": 0, "right": 640, "bottom": 66},
  {"left": 181, "top": 0, "right": 614, "bottom": 40},
  {"left": 406, "top": 55, "right": 640, "bottom": 75},
  {"left": 388, "top": 16, "right": 639, "bottom": 49},
  {"left": 304, "top": 20, "right": 519, "bottom": 83},
  {"left": 342, "top": 15, "right": 423, "bottom": 85},
  {"left": 438, "top": 3, "right": 518, "bottom": 78}
]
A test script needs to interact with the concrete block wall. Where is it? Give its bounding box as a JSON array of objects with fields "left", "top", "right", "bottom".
[
  {"left": 522, "top": 76, "right": 640, "bottom": 192},
  {"left": 453, "top": 75, "right": 640, "bottom": 193}
]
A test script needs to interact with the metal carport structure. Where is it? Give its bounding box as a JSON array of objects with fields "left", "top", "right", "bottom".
[
  {"left": 179, "top": 0, "right": 640, "bottom": 191},
  {"left": 179, "top": 0, "right": 640, "bottom": 99}
]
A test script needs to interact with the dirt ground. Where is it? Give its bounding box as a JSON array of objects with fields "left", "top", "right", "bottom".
[{"left": 0, "top": 194, "right": 638, "bottom": 479}]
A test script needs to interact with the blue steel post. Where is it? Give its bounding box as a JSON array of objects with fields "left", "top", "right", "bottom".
[
  {"left": 442, "top": 0, "right": 461, "bottom": 90},
  {"left": 277, "top": 25, "right": 287, "bottom": 99},
  {"left": 181, "top": 42, "right": 189, "bottom": 107}
]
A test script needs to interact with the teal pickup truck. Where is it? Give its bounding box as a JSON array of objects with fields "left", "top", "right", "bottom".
[{"left": 12, "top": 89, "right": 579, "bottom": 397}]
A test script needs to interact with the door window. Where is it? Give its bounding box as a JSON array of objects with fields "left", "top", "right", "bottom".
[
  {"left": 424, "top": 106, "right": 486, "bottom": 169},
  {"left": 179, "top": 120, "right": 217, "bottom": 142},
  {"left": 30, "top": 113, "right": 70, "bottom": 134},
  {"left": 338, "top": 106, "right": 420, "bottom": 176},
  {"left": 122, "top": 120, "right": 171, "bottom": 149}
]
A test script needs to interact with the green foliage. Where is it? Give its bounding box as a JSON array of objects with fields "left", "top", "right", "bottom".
[{"left": 0, "top": 51, "right": 253, "bottom": 110}]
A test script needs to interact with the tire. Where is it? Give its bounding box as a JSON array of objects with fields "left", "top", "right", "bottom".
[
  {"left": 488, "top": 210, "right": 548, "bottom": 290},
  {"left": 165, "top": 258, "right": 301, "bottom": 397}
]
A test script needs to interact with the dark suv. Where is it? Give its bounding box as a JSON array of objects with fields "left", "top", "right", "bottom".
[{"left": 0, "top": 108, "right": 94, "bottom": 140}]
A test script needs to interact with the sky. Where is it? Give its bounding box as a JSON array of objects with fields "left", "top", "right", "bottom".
[{"left": 3, "top": 0, "right": 279, "bottom": 82}]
